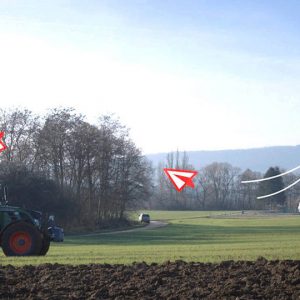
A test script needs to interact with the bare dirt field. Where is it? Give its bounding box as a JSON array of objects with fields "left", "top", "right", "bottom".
[{"left": 1, "top": 258, "right": 300, "bottom": 299}]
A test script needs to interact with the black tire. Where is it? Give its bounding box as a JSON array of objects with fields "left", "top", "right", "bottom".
[
  {"left": 1, "top": 222, "right": 43, "bottom": 256},
  {"left": 39, "top": 231, "right": 51, "bottom": 256}
]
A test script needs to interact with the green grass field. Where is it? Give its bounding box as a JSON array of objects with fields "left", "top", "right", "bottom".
[{"left": 1, "top": 210, "right": 300, "bottom": 265}]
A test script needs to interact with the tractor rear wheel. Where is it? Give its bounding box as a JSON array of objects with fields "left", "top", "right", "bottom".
[
  {"left": 1, "top": 222, "right": 43, "bottom": 256},
  {"left": 39, "top": 231, "right": 51, "bottom": 256}
]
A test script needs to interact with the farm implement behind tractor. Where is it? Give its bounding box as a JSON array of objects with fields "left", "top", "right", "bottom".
[{"left": 0, "top": 185, "right": 64, "bottom": 256}]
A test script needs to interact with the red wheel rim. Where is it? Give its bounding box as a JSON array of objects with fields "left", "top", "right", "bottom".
[{"left": 9, "top": 231, "right": 32, "bottom": 255}]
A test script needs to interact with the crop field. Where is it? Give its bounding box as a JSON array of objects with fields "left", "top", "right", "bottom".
[{"left": 1, "top": 210, "right": 300, "bottom": 266}]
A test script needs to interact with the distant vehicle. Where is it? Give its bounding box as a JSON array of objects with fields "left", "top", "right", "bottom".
[{"left": 139, "top": 213, "right": 150, "bottom": 223}]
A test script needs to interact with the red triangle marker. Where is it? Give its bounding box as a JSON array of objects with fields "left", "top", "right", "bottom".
[
  {"left": 0, "top": 131, "right": 7, "bottom": 153},
  {"left": 163, "top": 168, "right": 198, "bottom": 192}
]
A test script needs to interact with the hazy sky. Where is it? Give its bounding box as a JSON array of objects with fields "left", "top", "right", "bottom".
[{"left": 0, "top": 0, "right": 300, "bottom": 154}]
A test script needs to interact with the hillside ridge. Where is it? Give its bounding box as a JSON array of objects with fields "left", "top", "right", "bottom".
[{"left": 146, "top": 145, "right": 300, "bottom": 173}]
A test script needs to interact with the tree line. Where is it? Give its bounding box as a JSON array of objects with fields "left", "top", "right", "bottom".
[
  {"left": 151, "top": 151, "right": 300, "bottom": 212},
  {"left": 0, "top": 108, "right": 153, "bottom": 228},
  {"left": 1, "top": 108, "right": 298, "bottom": 229}
]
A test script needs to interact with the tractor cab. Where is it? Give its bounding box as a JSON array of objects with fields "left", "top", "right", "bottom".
[{"left": 0, "top": 206, "right": 38, "bottom": 230}]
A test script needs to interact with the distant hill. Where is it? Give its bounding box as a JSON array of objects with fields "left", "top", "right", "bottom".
[{"left": 146, "top": 145, "right": 300, "bottom": 173}]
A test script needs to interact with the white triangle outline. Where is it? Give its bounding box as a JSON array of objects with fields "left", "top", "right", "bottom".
[{"left": 166, "top": 170, "right": 195, "bottom": 190}]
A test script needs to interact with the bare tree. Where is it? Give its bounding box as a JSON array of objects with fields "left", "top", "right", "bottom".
[
  {"left": 36, "top": 108, "right": 82, "bottom": 191},
  {"left": 155, "top": 151, "right": 196, "bottom": 209},
  {"left": 238, "top": 169, "right": 261, "bottom": 210},
  {"left": 204, "top": 162, "right": 240, "bottom": 209},
  {"left": 0, "top": 108, "right": 40, "bottom": 167}
]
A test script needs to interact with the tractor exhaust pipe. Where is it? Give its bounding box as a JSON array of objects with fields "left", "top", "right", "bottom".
[
  {"left": 3, "top": 186, "right": 8, "bottom": 206},
  {"left": 0, "top": 184, "right": 8, "bottom": 206}
]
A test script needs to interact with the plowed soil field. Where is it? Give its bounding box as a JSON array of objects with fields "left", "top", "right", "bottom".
[{"left": 1, "top": 258, "right": 300, "bottom": 299}]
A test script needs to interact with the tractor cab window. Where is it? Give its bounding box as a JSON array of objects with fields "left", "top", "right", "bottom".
[{"left": 7, "top": 211, "right": 19, "bottom": 222}]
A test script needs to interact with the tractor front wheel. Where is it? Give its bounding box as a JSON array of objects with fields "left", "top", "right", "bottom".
[{"left": 1, "top": 222, "right": 43, "bottom": 256}]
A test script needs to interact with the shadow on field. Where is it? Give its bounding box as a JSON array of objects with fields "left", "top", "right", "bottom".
[{"left": 63, "top": 223, "right": 300, "bottom": 246}]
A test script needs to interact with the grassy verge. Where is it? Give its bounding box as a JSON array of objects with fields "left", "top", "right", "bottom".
[{"left": 1, "top": 210, "right": 300, "bottom": 265}]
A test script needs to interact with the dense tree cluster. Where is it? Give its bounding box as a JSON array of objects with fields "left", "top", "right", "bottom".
[
  {"left": 151, "top": 151, "right": 300, "bottom": 212},
  {"left": 0, "top": 108, "right": 153, "bottom": 228}
]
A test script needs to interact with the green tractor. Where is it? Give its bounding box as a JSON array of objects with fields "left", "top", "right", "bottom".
[{"left": 0, "top": 186, "right": 64, "bottom": 256}]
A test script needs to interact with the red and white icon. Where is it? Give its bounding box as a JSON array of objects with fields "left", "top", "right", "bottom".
[
  {"left": 0, "top": 132, "right": 7, "bottom": 153},
  {"left": 163, "top": 168, "right": 198, "bottom": 192}
]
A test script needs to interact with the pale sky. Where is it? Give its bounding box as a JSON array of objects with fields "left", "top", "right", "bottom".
[{"left": 0, "top": 0, "right": 300, "bottom": 154}]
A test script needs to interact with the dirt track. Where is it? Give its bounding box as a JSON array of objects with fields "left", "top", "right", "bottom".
[
  {"left": 76, "top": 220, "right": 167, "bottom": 237},
  {"left": 1, "top": 258, "right": 300, "bottom": 299}
]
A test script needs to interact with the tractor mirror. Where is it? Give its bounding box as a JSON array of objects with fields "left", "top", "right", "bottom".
[{"left": 49, "top": 215, "right": 55, "bottom": 221}]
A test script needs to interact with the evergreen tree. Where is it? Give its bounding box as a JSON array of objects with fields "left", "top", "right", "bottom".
[{"left": 258, "top": 166, "right": 286, "bottom": 209}]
